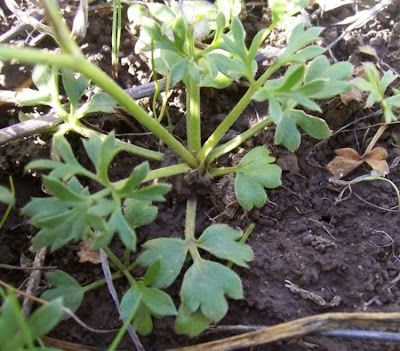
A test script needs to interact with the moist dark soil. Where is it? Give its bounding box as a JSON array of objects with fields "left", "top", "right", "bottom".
[{"left": 2, "top": 1, "right": 400, "bottom": 350}]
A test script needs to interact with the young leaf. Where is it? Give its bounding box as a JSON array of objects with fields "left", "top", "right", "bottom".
[
  {"left": 143, "top": 260, "right": 162, "bottom": 286},
  {"left": 108, "top": 209, "right": 137, "bottom": 250},
  {"left": 235, "top": 147, "right": 282, "bottom": 211},
  {"left": 27, "top": 298, "right": 63, "bottom": 339},
  {"left": 175, "top": 305, "right": 211, "bottom": 337},
  {"left": 41, "top": 270, "right": 85, "bottom": 318},
  {"left": 77, "top": 92, "right": 117, "bottom": 117},
  {"left": 42, "top": 176, "right": 87, "bottom": 202},
  {"left": 0, "top": 185, "right": 14, "bottom": 205},
  {"left": 61, "top": 69, "right": 89, "bottom": 110},
  {"left": 132, "top": 183, "right": 171, "bottom": 202},
  {"left": 197, "top": 224, "right": 253, "bottom": 267},
  {"left": 137, "top": 238, "right": 187, "bottom": 288},
  {"left": 0, "top": 297, "right": 19, "bottom": 349},
  {"left": 123, "top": 198, "right": 158, "bottom": 228},
  {"left": 293, "top": 110, "right": 331, "bottom": 139},
  {"left": 173, "top": 16, "right": 187, "bottom": 52},
  {"left": 114, "top": 162, "right": 149, "bottom": 197},
  {"left": 180, "top": 260, "right": 243, "bottom": 321},
  {"left": 120, "top": 285, "right": 177, "bottom": 336}
]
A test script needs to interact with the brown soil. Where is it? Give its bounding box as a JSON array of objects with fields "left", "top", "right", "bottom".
[{"left": 1, "top": 1, "right": 400, "bottom": 351}]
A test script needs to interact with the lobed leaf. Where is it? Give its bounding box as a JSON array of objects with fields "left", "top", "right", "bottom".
[
  {"left": 137, "top": 238, "right": 187, "bottom": 288},
  {"left": 197, "top": 224, "right": 253, "bottom": 267},
  {"left": 175, "top": 305, "right": 211, "bottom": 337},
  {"left": 123, "top": 198, "right": 158, "bottom": 228},
  {"left": 235, "top": 147, "right": 282, "bottom": 211},
  {"left": 180, "top": 260, "right": 243, "bottom": 321},
  {"left": 61, "top": 69, "right": 89, "bottom": 110}
]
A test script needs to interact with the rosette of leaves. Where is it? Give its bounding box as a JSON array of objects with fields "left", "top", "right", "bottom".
[
  {"left": 22, "top": 132, "right": 170, "bottom": 251},
  {"left": 351, "top": 62, "right": 400, "bottom": 124},
  {"left": 253, "top": 50, "right": 353, "bottom": 151},
  {"left": 137, "top": 223, "right": 254, "bottom": 336}
]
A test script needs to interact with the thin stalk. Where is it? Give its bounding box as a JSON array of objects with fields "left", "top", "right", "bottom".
[
  {"left": 206, "top": 117, "right": 273, "bottom": 165},
  {"left": 186, "top": 76, "right": 201, "bottom": 155},
  {"left": 111, "top": 0, "right": 122, "bottom": 77},
  {"left": 107, "top": 295, "right": 142, "bottom": 351},
  {"left": 197, "top": 62, "right": 281, "bottom": 171},
  {"left": 82, "top": 271, "right": 124, "bottom": 293},
  {"left": 184, "top": 196, "right": 197, "bottom": 242},
  {"left": 207, "top": 166, "right": 237, "bottom": 178},
  {"left": 0, "top": 51, "right": 197, "bottom": 167},
  {"left": 197, "top": 86, "right": 256, "bottom": 169},
  {"left": 0, "top": 176, "right": 15, "bottom": 229},
  {"left": 143, "top": 163, "right": 192, "bottom": 182},
  {"left": 124, "top": 248, "right": 131, "bottom": 267},
  {"left": 101, "top": 246, "right": 136, "bottom": 286}
]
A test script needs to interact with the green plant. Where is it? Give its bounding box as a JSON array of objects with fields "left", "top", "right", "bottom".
[
  {"left": 0, "top": 287, "right": 63, "bottom": 351},
  {"left": 0, "top": 0, "right": 354, "bottom": 342}
]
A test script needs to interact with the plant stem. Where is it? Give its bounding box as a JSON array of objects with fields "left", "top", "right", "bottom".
[
  {"left": 101, "top": 246, "right": 136, "bottom": 286},
  {"left": 197, "top": 86, "right": 256, "bottom": 170},
  {"left": 184, "top": 196, "right": 197, "bottom": 242},
  {"left": 206, "top": 117, "right": 273, "bottom": 165},
  {"left": 143, "top": 163, "right": 192, "bottom": 182},
  {"left": 186, "top": 76, "right": 201, "bottom": 155},
  {"left": 111, "top": 0, "right": 122, "bottom": 77},
  {"left": 0, "top": 52, "right": 197, "bottom": 168},
  {"left": 0, "top": 176, "right": 15, "bottom": 230},
  {"left": 108, "top": 295, "right": 142, "bottom": 351},
  {"left": 227, "top": 223, "right": 255, "bottom": 269},
  {"left": 82, "top": 271, "right": 124, "bottom": 293},
  {"left": 207, "top": 166, "right": 237, "bottom": 178}
]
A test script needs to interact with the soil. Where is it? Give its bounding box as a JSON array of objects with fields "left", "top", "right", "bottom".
[{"left": 1, "top": 1, "right": 400, "bottom": 351}]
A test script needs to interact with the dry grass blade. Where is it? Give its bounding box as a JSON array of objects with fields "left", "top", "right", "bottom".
[{"left": 167, "top": 312, "right": 400, "bottom": 351}]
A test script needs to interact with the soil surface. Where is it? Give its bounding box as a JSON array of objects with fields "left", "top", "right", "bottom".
[{"left": 1, "top": 1, "right": 400, "bottom": 351}]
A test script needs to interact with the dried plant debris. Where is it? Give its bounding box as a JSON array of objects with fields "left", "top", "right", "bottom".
[
  {"left": 327, "top": 147, "right": 389, "bottom": 179},
  {"left": 285, "top": 280, "right": 342, "bottom": 307},
  {"left": 77, "top": 239, "right": 101, "bottom": 264}
]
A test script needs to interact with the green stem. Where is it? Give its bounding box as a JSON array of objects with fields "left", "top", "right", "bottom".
[
  {"left": 124, "top": 248, "right": 131, "bottom": 267},
  {"left": 101, "top": 246, "right": 136, "bottom": 286},
  {"left": 82, "top": 271, "right": 124, "bottom": 293},
  {"left": 74, "top": 124, "right": 164, "bottom": 161},
  {"left": 197, "top": 86, "right": 256, "bottom": 170},
  {"left": 0, "top": 52, "right": 197, "bottom": 168},
  {"left": 111, "top": 0, "right": 122, "bottom": 77},
  {"left": 184, "top": 196, "right": 197, "bottom": 242},
  {"left": 143, "top": 163, "right": 192, "bottom": 182},
  {"left": 206, "top": 117, "right": 273, "bottom": 165},
  {"left": 108, "top": 295, "right": 142, "bottom": 351},
  {"left": 207, "top": 166, "right": 237, "bottom": 178},
  {"left": 186, "top": 76, "right": 201, "bottom": 155},
  {"left": 0, "top": 176, "right": 15, "bottom": 230}
]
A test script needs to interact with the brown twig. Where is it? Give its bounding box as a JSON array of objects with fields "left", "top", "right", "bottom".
[{"left": 0, "top": 262, "right": 56, "bottom": 270}]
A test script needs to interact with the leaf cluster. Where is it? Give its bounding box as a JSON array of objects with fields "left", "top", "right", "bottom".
[
  {"left": 352, "top": 62, "right": 400, "bottom": 123},
  {"left": 137, "top": 223, "right": 253, "bottom": 335},
  {"left": 0, "top": 288, "right": 63, "bottom": 351},
  {"left": 23, "top": 132, "right": 170, "bottom": 251}
]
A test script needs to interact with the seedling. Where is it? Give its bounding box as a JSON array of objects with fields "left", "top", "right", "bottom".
[{"left": 0, "top": 0, "right": 354, "bottom": 343}]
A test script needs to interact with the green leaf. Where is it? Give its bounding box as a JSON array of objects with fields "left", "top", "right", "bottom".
[
  {"left": 180, "top": 260, "right": 243, "bottom": 321},
  {"left": 175, "top": 305, "right": 211, "bottom": 337},
  {"left": 379, "top": 70, "right": 396, "bottom": 94},
  {"left": 173, "top": 16, "right": 187, "bottom": 52},
  {"left": 143, "top": 260, "right": 162, "bottom": 286},
  {"left": 32, "top": 65, "right": 53, "bottom": 91},
  {"left": 42, "top": 176, "right": 87, "bottom": 202},
  {"left": 269, "top": 0, "right": 307, "bottom": 24},
  {"left": 292, "top": 46, "right": 325, "bottom": 63},
  {"left": 235, "top": 147, "right": 282, "bottom": 211},
  {"left": 123, "top": 198, "right": 158, "bottom": 228},
  {"left": 276, "top": 65, "right": 305, "bottom": 92},
  {"left": 230, "top": 17, "right": 247, "bottom": 60},
  {"left": 147, "top": 3, "right": 176, "bottom": 25},
  {"left": 109, "top": 209, "right": 137, "bottom": 250},
  {"left": 0, "top": 298, "right": 19, "bottom": 349},
  {"left": 197, "top": 224, "right": 253, "bottom": 267},
  {"left": 41, "top": 270, "right": 84, "bottom": 319},
  {"left": 351, "top": 77, "right": 374, "bottom": 92},
  {"left": 141, "top": 286, "right": 177, "bottom": 316},
  {"left": 274, "top": 111, "right": 301, "bottom": 152},
  {"left": 61, "top": 69, "right": 89, "bottom": 110},
  {"left": 137, "top": 238, "right": 187, "bottom": 288},
  {"left": 27, "top": 298, "right": 63, "bottom": 339},
  {"left": 132, "top": 183, "right": 171, "bottom": 202},
  {"left": 0, "top": 185, "right": 14, "bottom": 205},
  {"left": 293, "top": 110, "right": 331, "bottom": 139},
  {"left": 53, "top": 135, "right": 81, "bottom": 167},
  {"left": 170, "top": 58, "right": 189, "bottom": 86},
  {"left": 120, "top": 285, "right": 176, "bottom": 336},
  {"left": 77, "top": 92, "right": 117, "bottom": 117},
  {"left": 15, "top": 88, "right": 52, "bottom": 106},
  {"left": 120, "top": 286, "right": 153, "bottom": 336},
  {"left": 247, "top": 29, "right": 266, "bottom": 65},
  {"left": 114, "top": 162, "right": 149, "bottom": 197}
]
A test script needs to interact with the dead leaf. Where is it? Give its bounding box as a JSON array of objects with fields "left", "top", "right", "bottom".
[
  {"left": 363, "top": 147, "right": 389, "bottom": 175},
  {"left": 327, "top": 147, "right": 389, "bottom": 179},
  {"left": 340, "top": 86, "right": 364, "bottom": 105},
  {"left": 358, "top": 45, "right": 379, "bottom": 60},
  {"left": 77, "top": 238, "right": 101, "bottom": 264},
  {"left": 277, "top": 152, "right": 300, "bottom": 173}
]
